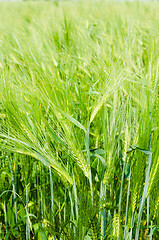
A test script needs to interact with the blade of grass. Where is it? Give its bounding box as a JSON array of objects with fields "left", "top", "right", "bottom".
[{"left": 135, "top": 135, "right": 152, "bottom": 240}]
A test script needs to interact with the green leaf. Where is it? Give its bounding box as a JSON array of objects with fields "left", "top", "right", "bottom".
[
  {"left": 33, "top": 223, "right": 39, "bottom": 236},
  {"left": 136, "top": 147, "right": 151, "bottom": 155},
  {"left": 39, "top": 230, "right": 48, "bottom": 240},
  {"left": 125, "top": 163, "right": 131, "bottom": 180},
  {"left": 62, "top": 112, "right": 86, "bottom": 133},
  {"left": 128, "top": 145, "right": 152, "bottom": 155},
  {"left": 91, "top": 153, "right": 106, "bottom": 168},
  {"left": 91, "top": 158, "right": 98, "bottom": 169},
  {"left": 90, "top": 148, "right": 105, "bottom": 155},
  {"left": 33, "top": 150, "right": 50, "bottom": 168}
]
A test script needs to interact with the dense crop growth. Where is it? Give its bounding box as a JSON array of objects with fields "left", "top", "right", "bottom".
[{"left": 0, "top": 1, "right": 159, "bottom": 239}]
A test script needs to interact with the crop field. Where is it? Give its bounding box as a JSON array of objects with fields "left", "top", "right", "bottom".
[{"left": 0, "top": 1, "right": 159, "bottom": 239}]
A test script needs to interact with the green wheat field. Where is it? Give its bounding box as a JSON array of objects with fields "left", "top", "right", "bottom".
[{"left": 0, "top": 1, "right": 159, "bottom": 239}]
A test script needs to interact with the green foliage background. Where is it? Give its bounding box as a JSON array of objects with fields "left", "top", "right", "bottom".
[{"left": 0, "top": 1, "right": 159, "bottom": 239}]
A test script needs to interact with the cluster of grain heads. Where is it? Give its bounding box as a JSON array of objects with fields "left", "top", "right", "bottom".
[{"left": 0, "top": 1, "right": 159, "bottom": 239}]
